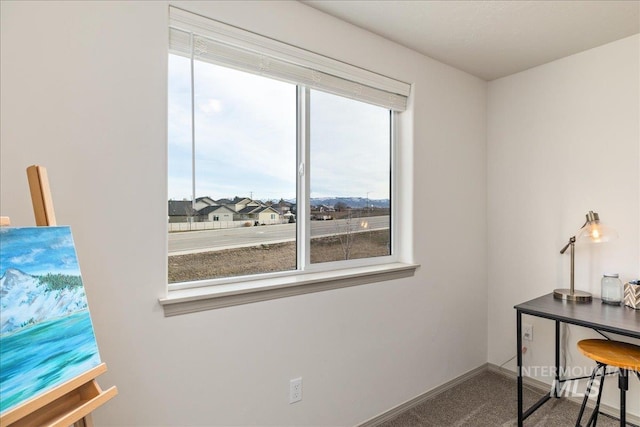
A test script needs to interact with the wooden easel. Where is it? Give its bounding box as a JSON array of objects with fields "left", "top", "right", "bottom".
[{"left": 0, "top": 166, "right": 118, "bottom": 427}]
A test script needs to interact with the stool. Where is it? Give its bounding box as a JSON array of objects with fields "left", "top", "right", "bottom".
[{"left": 575, "top": 339, "right": 640, "bottom": 427}]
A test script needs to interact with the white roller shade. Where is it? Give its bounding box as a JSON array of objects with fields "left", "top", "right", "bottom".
[{"left": 169, "top": 7, "right": 410, "bottom": 111}]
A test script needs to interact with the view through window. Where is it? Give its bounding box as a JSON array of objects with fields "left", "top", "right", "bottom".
[
  {"left": 168, "top": 55, "right": 392, "bottom": 284},
  {"left": 309, "top": 89, "right": 391, "bottom": 264}
]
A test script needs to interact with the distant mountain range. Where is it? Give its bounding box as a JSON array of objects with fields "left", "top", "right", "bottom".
[
  {"left": 288, "top": 197, "right": 390, "bottom": 209},
  {"left": 0, "top": 269, "right": 88, "bottom": 335}
]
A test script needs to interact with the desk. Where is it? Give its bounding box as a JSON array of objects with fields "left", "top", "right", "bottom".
[{"left": 515, "top": 293, "right": 639, "bottom": 426}]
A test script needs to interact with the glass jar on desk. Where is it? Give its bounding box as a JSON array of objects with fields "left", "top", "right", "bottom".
[{"left": 601, "top": 273, "right": 623, "bottom": 305}]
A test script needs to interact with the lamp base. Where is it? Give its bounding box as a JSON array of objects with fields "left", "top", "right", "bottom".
[{"left": 553, "top": 288, "right": 592, "bottom": 302}]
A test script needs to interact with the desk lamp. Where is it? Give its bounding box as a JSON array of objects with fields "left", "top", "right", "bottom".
[{"left": 554, "top": 211, "right": 618, "bottom": 302}]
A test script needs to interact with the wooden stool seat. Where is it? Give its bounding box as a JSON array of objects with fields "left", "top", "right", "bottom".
[
  {"left": 577, "top": 339, "right": 640, "bottom": 371},
  {"left": 575, "top": 339, "right": 640, "bottom": 427}
]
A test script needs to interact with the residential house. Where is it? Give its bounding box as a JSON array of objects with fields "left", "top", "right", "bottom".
[
  {"left": 194, "top": 196, "right": 218, "bottom": 211},
  {"left": 168, "top": 196, "right": 283, "bottom": 225},
  {"left": 167, "top": 200, "right": 195, "bottom": 223},
  {"left": 226, "top": 197, "right": 259, "bottom": 212},
  {"left": 235, "top": 204, "right": 281, "bottom": 225},
  {"left": 254, "top": 206, "right": 281, "bottom": 225},
  {"left": 276, "top": 199, "right": 293, "bottom": 213},
  {"left": 318, "top": 204, "right": 335, "bottom": 212},
  {"left": 196, "top": 204, "right": 236, "bottom": 222}
]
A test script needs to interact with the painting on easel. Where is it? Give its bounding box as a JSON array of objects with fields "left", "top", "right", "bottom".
[{"left": 0, "top": 226, "right": 101, "bottom": 414}]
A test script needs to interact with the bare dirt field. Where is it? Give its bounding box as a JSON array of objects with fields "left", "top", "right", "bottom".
[{"left": 168, "top": 230, "right": 390, "bottom": 283}]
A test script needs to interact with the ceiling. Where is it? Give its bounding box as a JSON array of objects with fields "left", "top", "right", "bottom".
[{"left": 302, "top": 1, "right": 640, "bottom": 81}]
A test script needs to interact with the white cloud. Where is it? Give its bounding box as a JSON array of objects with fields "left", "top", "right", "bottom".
[
  {"left": 199, "top": 99, "right": 223, "bottom": 114},
  {"left": 9, "top": 248, "right": 44, "bottom": 265},
  {"left": 51, "top": 234, "right": 74, "bottom": 250}
]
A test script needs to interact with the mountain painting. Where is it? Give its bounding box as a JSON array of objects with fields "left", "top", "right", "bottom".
[{"left": 0, "top": 226, "right": 101, "bottom": 414}]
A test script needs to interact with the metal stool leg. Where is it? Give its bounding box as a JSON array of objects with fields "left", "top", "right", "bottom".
[
  {"left": 576, "top": 363, "right": 605, "bottom": 427},
  {"left": 586, "top": 366, "right": 606, "bottom": 427},
  {"left": 618, "top": 368, "right": 628, "bottom": 427}
]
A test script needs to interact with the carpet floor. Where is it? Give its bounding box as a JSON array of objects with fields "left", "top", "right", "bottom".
[{"left": 377, "top": 370, "right": 634, "bottom": 427}]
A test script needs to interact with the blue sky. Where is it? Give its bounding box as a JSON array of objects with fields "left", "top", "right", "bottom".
[
  {"left": 168, "top": 54, "right": 390, "bottom": 202},
  {"left": 0, "top": 227, "right": 81, "bottom": 277}
]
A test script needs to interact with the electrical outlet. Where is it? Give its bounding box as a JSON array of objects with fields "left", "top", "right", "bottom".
[
  {"left": 289, "top": 377, "right": 302, "bottom": 404},
  {"left": 523, "top": 323, "right": 533, "bottom": 341}
]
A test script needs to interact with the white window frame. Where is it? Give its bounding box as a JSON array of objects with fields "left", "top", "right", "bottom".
[{"left": 160, "top": 7, "right": 418, "bottom": 316}]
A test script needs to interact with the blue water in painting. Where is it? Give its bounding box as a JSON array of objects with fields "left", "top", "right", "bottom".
[{"left": 0, "top": 310, "right": 100, "bottom": 413}]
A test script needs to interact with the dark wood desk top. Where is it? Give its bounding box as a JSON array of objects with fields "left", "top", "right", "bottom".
[{"left": 515, "top": 293, "right": 639, "bottom": 339}]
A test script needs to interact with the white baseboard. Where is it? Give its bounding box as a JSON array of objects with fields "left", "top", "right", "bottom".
[
  {"left": 357, "top": 363, "right": 489, "bottom": 427},
  {"left": 356, "top": 363, "right": 639, "bottom": 427}
]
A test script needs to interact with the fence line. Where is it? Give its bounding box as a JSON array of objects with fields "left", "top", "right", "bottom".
[{"left": 168, "top": 219, "right": 285, "bottom": 232}]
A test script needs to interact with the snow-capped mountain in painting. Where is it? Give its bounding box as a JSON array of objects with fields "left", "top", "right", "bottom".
[{"left": 0, "top": 268, "right": 88, "bottom": 335}]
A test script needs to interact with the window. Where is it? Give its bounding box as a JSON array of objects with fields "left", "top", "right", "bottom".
[
  {"left": 309, "top": 90, "right": 391, "bottom": 264},
  {"left": 165, "top": 7, "right": 412, "bottom": 306},
  {"left": 168, "top": 58, "right": 296, "bottom": 282}
]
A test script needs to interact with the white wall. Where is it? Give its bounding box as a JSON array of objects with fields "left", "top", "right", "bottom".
[
  {"left": 488, "top": 34, "right": 640, "bottom": 417},
  {"left": 0, "top": 1, "right": 487, "bottom": 425}
]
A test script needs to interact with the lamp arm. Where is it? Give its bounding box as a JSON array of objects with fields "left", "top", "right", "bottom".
[
  {"left": 560, "top": 236, "right": 576, "bottom": 254},
  {"left": 559, "top": 218, "right": 588, "bottom": 254}
]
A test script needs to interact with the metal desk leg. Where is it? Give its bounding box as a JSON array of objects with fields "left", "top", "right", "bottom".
[
  {"left": 555, "top": 320, "right": 560, "bottom": 398},
  {"left": 517, "top": 310, "right": 523, "bottom": 427},
  {"left": 516, "top": 311, "right": 554, "bottom": 424}
]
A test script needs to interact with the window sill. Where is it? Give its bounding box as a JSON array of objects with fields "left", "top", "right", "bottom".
[{"left": 159, "top": 262, "right": 419, "bottom": 316}]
